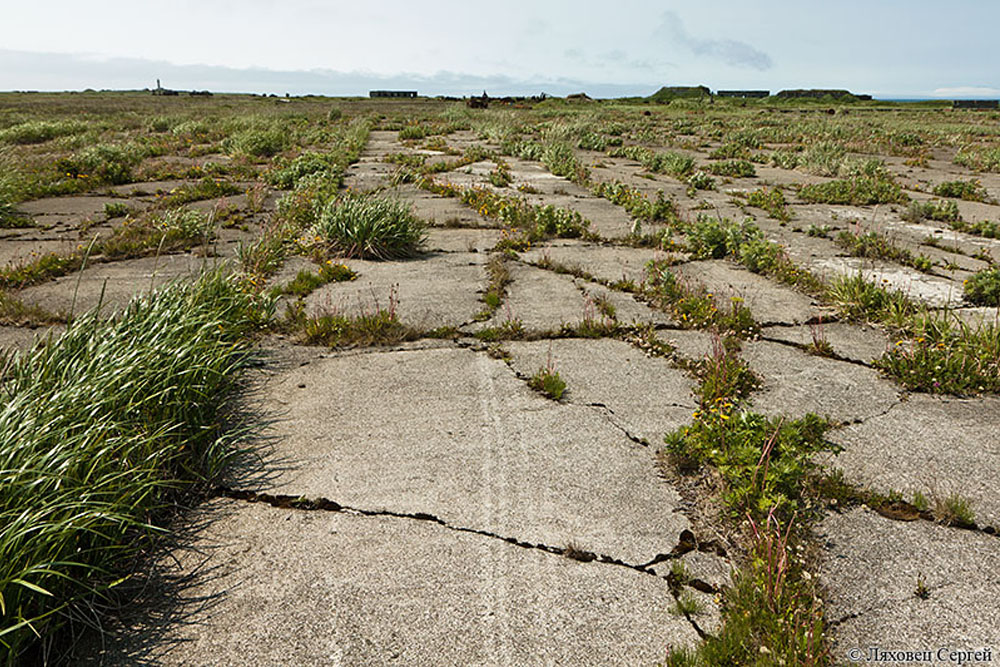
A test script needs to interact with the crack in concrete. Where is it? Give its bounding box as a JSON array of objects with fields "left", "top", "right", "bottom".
[
  {"left": 757, "top": 334, "right": 877, "bottom": 370},
  {"left": 585, "top": 402, "right": 650, "bottom": 447},
  {"left": 212, "top": 485, "right": 724, "bottom": 639}
]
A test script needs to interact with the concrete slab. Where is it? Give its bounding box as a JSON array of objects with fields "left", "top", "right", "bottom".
[
  {"left": 760, "top": 322, "right": 891, "bottom": 364},
  {"left": 244, "top": 345, "right": 692, "bottom": 565},
  {"left": 520, "top": 242, "right": 673, "bottom": 286},
  {"left": 17, "top": 253, "right": 220, "bottom": 316},
  {"left": 813, "top": 256, "right": 964, "bottom": 308},
  {"left": 90, "top": 500, "right": 700, "bottom": 665},
  {"left": 826, "top": 395, "right": 1000, "bottom": 527},
  {"left": 505, "top": 338, "right": 696, "bottom": 445},
  {"left": 742, "top": 340, "right": 903, "bottom": 423},
  {"left": 675, "top": 260, "right": 822, "bottom": 326},
  {"left": 819, "top": 508, "right": 1000, "bottom": 659},
  {"left": 304, "top": 252, "right": 484, "bottom": 330},
  {"left": 482, "top": 263, "right": 588, "bottom": 332},
  {"left": 425, "top": 227, "right": 501, "bottom": 253}
]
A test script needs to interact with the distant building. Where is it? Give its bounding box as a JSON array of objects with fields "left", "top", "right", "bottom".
[
  {"left": 953, "top": 100, "right": 999, "bottom": 110},
  {"left": 648, "top": 85, "right": 711, "bottom": 103},
  {"left": 717, "top": 90, "right": 769, "bottom": 99},
  {"left": 775, "top": 89, "right": 859, "bottom": 100},
  {"left": 152, "top": 78, "right": 178, "bottom": 96},
  {"left": 370, "top": 90, "right": 417, "bottom": 98}
]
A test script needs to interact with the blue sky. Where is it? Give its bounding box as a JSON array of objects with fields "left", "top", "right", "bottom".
[{"left": 1, "top": 0, "right": 997, "bottom": 98}]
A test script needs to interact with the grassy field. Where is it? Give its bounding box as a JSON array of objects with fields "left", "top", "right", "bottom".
[{"left": 2, "top": 90, "right": 999, "bottom": 663}]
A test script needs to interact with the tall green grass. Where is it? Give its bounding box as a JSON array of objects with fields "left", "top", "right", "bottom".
[{"left": 0, "top": 269, "right": 268, "bottom": 662}]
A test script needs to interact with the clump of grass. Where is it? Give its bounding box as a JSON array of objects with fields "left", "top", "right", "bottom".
[
  {"left": 487, "top": 161, "right": 513, "bottom": 188},
  {"left": 835, "top": 228, "right": 934, "bottom": 273},
  {"left": 103, "top": 201, "right": 131, "bottom": 219},
  {"left": 266, "top": 151, "right": 344, "bottom": 190},
  {"left": 223, "top": 128, "right": 289, "bottom": 158},
  {"left": 825, "top": 272, "right": 917, "bottom": 323},
  {"left": 160, "top": 178, "right": 242, "bottom": 206},
  {"left": 935, "top": 494, "right": 976, "bottom": 528},
  {"left": 799, "top": 174, "right": 907, "bottom": 206},
  {"left": 706, "top": 159, "right": 755, "bottom": 178},
  {"left": 0, "top": 198, "right": 34, "bottom": 229},
  {"left": 474, "top": 317, "right": 526, "bottom": 342},
  {"left": 55, "top": 143, "right": 144, "bottom": 186},
  {"left": 292, "top": 289, "right": 417, "bottom": 347},
  {"left": 528, "top": 357, "right": 566, "bottom": 400},
  {"left": 964, "top": 266, "right": 1000, "bottom": 306},
  {"left": 933, "top": 179, "right": 990, "bottom": 202},
  {"left": 608, "top": 146, "right": 695, "bottom": 180},
  {"left": 100, "top": 208, "right": 214, "bottom": 260},
  {"left": 476, "top": 254, "right": 511, "bottom": 320},
  {"left": 312, "top": 192, "right": 426, "bottom": 260},
  {"left": 276, "top": 261, "right": 356, "bottom": 298},
  {"left": 0, "top": 270, "right": 265, "bottom": 662},
  {"left": 746, "top": 187, "right": 790, "bottom": 221},
  {"left": 686, "top": 171, "right": 715, "bottom": 192},
  {"left": 0, "top": 290, "right": 63, "bottom": 325},
  {"left": 691, "top": 336, "right": 760, "bottom": 407},
  {"left": 902, "top": 199, "right": 961, "bottom": 224},
  {"left": 0, "top": 251, "right": 86, "bottom": 289}
]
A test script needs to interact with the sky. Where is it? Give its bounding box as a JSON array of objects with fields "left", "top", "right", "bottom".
[{"left": 1, "top": 0, "right": 998, "bottom": 99}]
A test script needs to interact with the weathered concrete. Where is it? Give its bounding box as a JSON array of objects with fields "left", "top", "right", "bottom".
[
  {"left": 90, "top": 500, "right": 700, "bottom": 666},
  {"left": 826, "top": 395, "right": 1000, "bottom": 526},
  {"left": 820, "top": 508, "right": 1000, "bottom": 660},
  {"left": 742, "top": 340, "right": 903, "bottom": 423},
  {"left": 17, "top": 253, "right": 218, "bottom": 316},
  {"left": 245, "top": 345, "right": 692, "bottom": 565},
  {"left": 760, "top": 322, "right": 890, "bottom": 364},
  {"left": 675, "top": 259, "right": 823, "bottom": 325},
  {"left": 479, "top": 263, "right": 588, "bottom": 332},
  {"left": 304, "top": 252, "right": 485, "bottom": 330},
  {"left": 505, "top": 338, "right": 696, "bottom": 445},
  {"left": 520, "top": 242, "right": 674, "bottom": 286}
]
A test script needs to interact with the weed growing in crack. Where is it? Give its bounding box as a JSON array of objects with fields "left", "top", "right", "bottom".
[
  {"left": 933, "top": 179, "right": 991, "bottom": 203},
  {"left": 528, "top": 352, "right": 566, "bottom": 400},
  {"left": 690, "top": 335, "right": 760, "bottom": 408},
  {"left": 746, "top": 187, "right": 790, "bottom": 221},
  {"left": 274, "top": 261, "right": 356, "bottom": 298},
  {"left": 476, "top": 254, "right": 511, "bottom": 321},
  {"left": 915, "top": 573, "right": 930, "bottom": 600},
  {"left": 643, "top": 261, "right": 759, "bottom": 338},
  {"left": 287, "top": 286, "right": 418, "bottom": 347},
  {"left": 807, "top": 320, "right": 836, "bottom": 357},
  {"left": 670, "top": 591, "right": 704, "bottom": 617},
  {"left": 935, "top": 494, "right": 977, "bottom": 528}
]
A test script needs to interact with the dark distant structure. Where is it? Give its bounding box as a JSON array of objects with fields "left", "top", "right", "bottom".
[
  {"left": 189, "top": 90, "right": 213, "bottom": 97},
  {"left": 152, "top": 78, "right": 178, "bottom": 96},
  {"left": 717, "top": 90, "right": 769, "bottom": 99},
  {"left": 775, "top": 89, "right": 860, "bottom": 100},
  {"left": 953, "top": 99, "right": 999, "bottom": 110},
  {"left": 370, "top": 90, "right": 417, "bottom": 98},
  {"left": 467, "top": 93, "right": 489, "bottom": 109}
]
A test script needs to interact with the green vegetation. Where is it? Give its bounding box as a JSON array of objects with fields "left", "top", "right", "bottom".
[
  {"left": 311, "top": 193, "right": 426, "bottom": 260},
  {"left": 799, "top": 175, "right": 907, "bottom": 206},
  {"left": 0, "top": 270, "right": 266, "bottom": 662},
  {"left": 644, "top": 260, "right": 758, "bottom": 337},
  {"left": 902, "top": 199, "right": 961, "bottom": 224},
  {"left": 590, "top": 181, "right": 676, "bottom": 222},
  {"left": 746, "top": 187, "right": 790, "bottom": 221},
  {"left": 835, "top": 229, "right": 934, "bottom": 273},
  {"left": 274, "top": 261, "right": 357, "bottom": 298},
  {"left": 528, "top": 362, "right": 567, "bottom": 400},
  {"left": 706, "top": 159, "right": 756, "bottom": 178},
  {"left": 963, "top": 266, "right": 1000, "bottom": 306},
  {"left": 933, "top": 179, "right": 990, "bottom": 202}
]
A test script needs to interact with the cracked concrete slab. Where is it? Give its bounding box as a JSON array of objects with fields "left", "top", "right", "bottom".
[
  {"left": 742, "top": 340, "right": 903, "bottom": 423},
  {"left": 813, "top": 256, "right": 964, "bottom": 308},
  {"left": 304, "top": 252, "right": 485, "bottom": 330},
  {"left": 479, "top": 263, "right": 590, "bottom": 332},
  {"left": 819, "top": 507, "right": 1000, "bottom": 660},
  {"left": 825, "top": 395, "right": 1000, "bottom": 527},
  {"left": 16, "top": 253, "right": 220, "bottom": 316},
  {"left": 520, "top": 242, "right": 673, "bottom": 286},
  {"left": 674, "top": 260, "right": 822, "bottom": 325},
  {"left": 244, "top": 345, "right": 692, "bottom": 565},
  {"left": 425, "top": 227, "right": 501, "bottom": 253},
  {"left": 505, "top": 338, "right": 696, "bottom": 446},
  {"left": 760, "top": 322, "right": 890, "bottom": 364},
  {"left": 88, "top": 499, "right": 699, "bottom": 666}
]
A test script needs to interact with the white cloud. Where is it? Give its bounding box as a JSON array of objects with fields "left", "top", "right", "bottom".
[{"left": 931, "top": 86, "right": 1000, "bottom": 98}]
